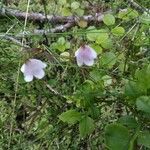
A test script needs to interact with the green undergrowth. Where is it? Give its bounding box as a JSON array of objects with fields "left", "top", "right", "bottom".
[{"left": 0, "top": 0, "right": 150, "bottom": 149}]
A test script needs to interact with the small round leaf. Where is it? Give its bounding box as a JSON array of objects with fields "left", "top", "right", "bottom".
[{"left": 103, "top": 14, "right": 115, "bottom": 26}]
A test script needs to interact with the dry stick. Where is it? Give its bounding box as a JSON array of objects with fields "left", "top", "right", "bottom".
[
  {"left": 18, "top": 13, "right": 105, "bottom": 36},
  {"left": 34, "top": 21, "right": 75, "bottom": 35},
  {"left": 0, "top": 7, "right": 106, "bottom": 24},
  {"left": 0, "top": 7, "right": 109, "bottom": 36},
  {"left": 0, "top": 35, "right": 30, "bottom": 48},
  {"left": 0, "top": 1, "right": 148, "bottom": 25},
  {"left": 0, "top": 7, "right": 72, "bottom": 23},
  {"left": 0, "top": 22, "right": 74, "bottom": 46},
  {"left": 125, "top": 0, "right": 148, "bottom": 13}
]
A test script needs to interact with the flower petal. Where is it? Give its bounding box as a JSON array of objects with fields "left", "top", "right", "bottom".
[
  {"left": 90, "top": 48, "right": 97, "bottom": 59},
  {"left": 34, "top": 70, "right": 45, "bottom": 79},
  {"left": 76, "top": 57, "right": 84, "bottom": 67},
  {"left": 84, "top": 59, "right": 94, "bottom": 66},
  {"left": 24, "top": 75, "right": 33, "bottom": 82},
  {"left": 75, "top": 48, "right": 80, "bottom": 57},
  {"left": 75, "top": 45, "right": 97, "bottom": 67},
  {"left": 30, "top": 59, "right": 47, "bottom": 68},
  {"left": 21, "top": 64, "right": 25, "bottom": 73},
  {"left": 84, "top": 45, "right": 97, "bottom": 59},
  {"left": 21, "top": 59, "right": 47, "bottom": 82}
]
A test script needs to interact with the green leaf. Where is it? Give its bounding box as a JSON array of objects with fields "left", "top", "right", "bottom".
[
  {"left": 65, "top": 42, "right": 71, "bottom": 49},
  {"left": 118, "top": 9, "right": 129, "bottom": 20},
  {"left": 136, "top": 96, "right": 150, "bottom": 113},
  {"left": 89, "top": 70, "right": 104, "bottom": 82},
  {"left": 58, "top": 37, "right": 65, "bottom": 45},
  {"left": 124, "top": 81, "right": 146, "bottom": 98},
  {"left": 86, "top": 27, "right": 99, "bottom": 41},
  {"left": 105, "top": 124, "right": 130, "bottom": 150},
  {"left": 62, "top": 7, "right": 72, "bottom": 16},
  {"left": 71, "top": 1, "right": 80, "bottom": 10},
  {"left": 91, "top": 44, "right": 103, "bottom": 54},
  {"left": 88, "top": 106, "right": 100, "bottom": 119},
  {"left": 118, "top": 8, "right": 138, "bottom": 21},
  {"left": 59, "top": 109, "right": 82, "bottom": 124},
  {"left": 57, "top": 44, "right": 66, "bottom": 52},
  {"left": 96, "top": 31, "right": 109, "bottom": 44},
  {"left": 117, "top": 115, "right": 138, "bottom": 129},
  {"left": 138, "top": 131, "right": 150, "bottom": 148},
  {"left": 79, "top": 116, "right": 94, "bottom": 137},
  {"left": 58, "top": 0, "right": 66, "bottom": 5},
  {"left": 100, "top": 52, "right": 117, "bottom": 68},
  {"left": 100, "top": 38, "right": 113, "bottom": 49},
  {"left": 135, "top": 64, "right": 150, "bottom": 90},
  {"left": 74, "top": 8, "right": 84, "bottom": 16},
  {"left": 127, "top": 9, "right": 139, "bottom": 19},
  {"left": 111, "top": 26, "right": 125, "bottom": 36},
  {"left": 103, "top": 14, "right": 115, "bottom": 26}
]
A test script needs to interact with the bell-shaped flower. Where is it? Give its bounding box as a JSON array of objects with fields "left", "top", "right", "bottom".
[
  {"left": 75, "top": 45, "right": 97, "bottom": 66},
  {"left": 21, "top": 59, "right": 47, "bottom": 82}
]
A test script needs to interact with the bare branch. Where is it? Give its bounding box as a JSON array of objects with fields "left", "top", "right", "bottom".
[
  {"left": 0, "top": 7, "right": 106, "bottom": 24},
  {"left": 0, "top": 35, "right": 30, "bottom": 48},
  {"left": 33, "top": 22, "right": 74, "bottom": 35},
  {"left": 125, "top": 0, "right": 148, "bottom": 13},
  {"left": 15, "top": 12, "right": 105, "bottom": 36},
  {"left": 0, "top": 7, "right": 74, "bottom": 24}
]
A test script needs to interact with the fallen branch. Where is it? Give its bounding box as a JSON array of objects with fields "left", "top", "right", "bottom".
[
  {"left": 0, "top": 7, "right": 106, "bottom": 24},
  {"left": 0, "top": 35, "right": 30, "bottom": 48},
  {"left": 0, "top": 6, "right": 109, "bottom": 36},
  {"left": 34, "top": 22, "right": 74, "bottom": 35},
  {"left": 15, "top": 12, "right": 105, "bottom": 36},
  {"left": 125, "top": 0, "right": 148, "bottom": 13},
  {"left": 0, "top": 7, "right": 70, "bottom": 23}
]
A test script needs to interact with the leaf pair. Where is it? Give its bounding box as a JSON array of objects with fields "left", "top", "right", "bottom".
[{"left": 59, "top": 109, "right": 95, "bottom": 137}]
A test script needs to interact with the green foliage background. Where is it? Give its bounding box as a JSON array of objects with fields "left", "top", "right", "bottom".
[{"left": 0, "top": 0, "right": 150, "bottom": 149}]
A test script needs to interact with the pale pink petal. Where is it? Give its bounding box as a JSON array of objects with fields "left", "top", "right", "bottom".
[
  {"left": 76, "top": 57, "right": 84, "bottom": 66},
  {"left": 21, "top": 59, "right": 47, "bottom": 82},
  {"left": 24, "top": 75, "right": 33, "bottom": 82},
  {"left": 83, "top": 45, "right": 97, "bottom": 59},
  {"left": 34, "top": 70, "right": 45, "bottom": 79},
  {"left": 75, "top": 49, "right": 80, "bottom": 57},
  {"left": 23, "top": 64, "right": 32, "bottom": 76},
  {"left": 30, "top": 59, "right": 47, "bottom": 69},
  {"left": 89, "top": 47, "right": 97, "bottom": 59},
  {"left": 21, "top": 64, "right": 25, "bottom": 73},
  {"left": 84, "top": 59, "right": 94, "bottom": 66},
  {"left": 75, "top": 45, "right": 97, "bottom": 67}
]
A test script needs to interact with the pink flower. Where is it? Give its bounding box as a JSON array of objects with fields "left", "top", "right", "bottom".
[
  {"left": 75, "top": 45, "right": 97, "bottom": 66},
  {"left": 21, "top": 59, "right": 47, "bottom": 82}
]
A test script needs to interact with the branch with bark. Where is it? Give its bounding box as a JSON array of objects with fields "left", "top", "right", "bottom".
[
  {"left": 0, "top": 0, "right": 148, "bottom": 46},
  {"left": 30, "top": 13, "right": 104, "bottom": 35},
  {"left": 0, "top": 34, "right": 30, "bottom": 48},
  {"left": 0, "top": 7, "right": 71, "bottom": 24},
  {"left": 0, "top": 7, "right": 105, "bottom": 24},
  {"left": 125, "top": 0, "right": 148, "bottom": 13},
  {"left": 0, "top": 0, "right": 148, "bottom": 24}
]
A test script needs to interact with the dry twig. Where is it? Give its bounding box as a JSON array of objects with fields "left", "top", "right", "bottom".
[
  {"left": 125, "top": 0, "right": 148, "bottom": 13},
  {"left": 0, "top": 35, "right": 30, "bottom": 48}
]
